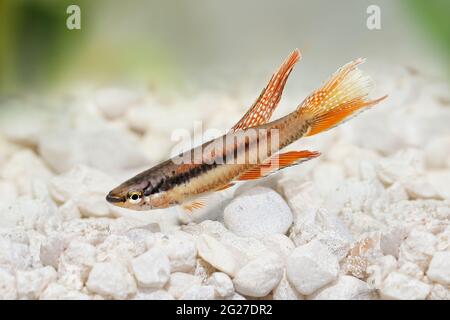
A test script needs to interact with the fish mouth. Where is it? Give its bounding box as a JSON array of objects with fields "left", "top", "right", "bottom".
[{"left": 106, "top": 193, "right": 126, "bottom": 203}]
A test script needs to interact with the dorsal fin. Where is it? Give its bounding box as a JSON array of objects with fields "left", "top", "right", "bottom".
[
  {"left": 230, "top": 49, "right": 301, "bottom": 132},
  {"left": 236, "top": 150, "right": 320, "bottom": 181}
]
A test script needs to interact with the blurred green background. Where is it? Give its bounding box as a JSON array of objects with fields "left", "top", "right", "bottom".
[{"left": 0, "top": 0, "right": 449, "bottom": 95}]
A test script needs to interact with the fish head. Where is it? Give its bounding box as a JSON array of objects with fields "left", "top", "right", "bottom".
[
  {"left": 106, "top": 185, "right": 143, "bottom": 210},
  {"left": 106, "top": 178, "right": 172, "bottom": 211},
  {"left": 106, "top": 177, "right": 149, "bottom": 210}
]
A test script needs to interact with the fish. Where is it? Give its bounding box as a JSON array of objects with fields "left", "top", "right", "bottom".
[{"left": 106, "top": 49, "right": 387, "bottom": 211}]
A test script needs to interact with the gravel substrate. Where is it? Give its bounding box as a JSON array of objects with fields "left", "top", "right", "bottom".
[{"left": 0, "top": 67, "right": 449, "bottom": 300}]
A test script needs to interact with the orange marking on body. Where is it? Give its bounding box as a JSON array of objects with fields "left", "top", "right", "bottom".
[{"left": 175, "top": 163, "right": 200, "bottom": 174}]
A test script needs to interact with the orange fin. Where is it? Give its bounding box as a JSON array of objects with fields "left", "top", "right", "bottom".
[
  {"left": 182, "top": 199, "right": 206, "bottom": 213},
  {"left": 237, "top": 150, "right": 320, "bottom": 181},
  {"left": 231, "top": 49, "right": 301, "bottom": 132},
  {"left": 216, "top": 183, "right": 235, "bottom": 191},
  {"left": 297, "top": 58, "right": 388, "bottom": 136}
]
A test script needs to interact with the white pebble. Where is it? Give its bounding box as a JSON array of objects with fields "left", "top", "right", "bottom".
[
  {"left": 380, "top": 272, "right": 430, "bottom": 300},
  {"left": 0, "top": 237, "right": 31, "bottom": 273},
  {"left": 377, "top": 149, "right": 425, "bottom": 185},
  {"left": 165, "top": 272, "right": 202, "bottom": 299},
  {"left": 39, "top": 235, "right": 65, "bottom": 268},
  {"left": 403, "top": 177, "right": 439, "bottom": 200},
  {"left": 57, "top": 200, "right": 82, "bottom": 221},
  {"left": 424, "top": 136, "right": 450, "bottom": 169},
  {"left": 398, "top": 229, "right": 437, "bottom": 271},
  {"left": 62, "top": 240, "right": 97, "bottom": 269},
  {"left": 426, "top": 251, "right": 450, "bottom": 285},
  {"left": 273, "top": 272, "right": 303, "bottom": 300},
  {"left": 0, "top": 197, "right": 57, "bottom": 233},
  {"left": 207, "top": 272, "right": 234, "bottom": 298},
  {"left": 40, "top": 283, "right": 90, "bottom": 300},
  {"left": 95, "top": 87, "right": 144, "bottom": 119},
  {"left": 0, "top": 181, "right": 17, "bottom": 203},
  {"left": 1, "top": 150, "right": 53, "bottom": 197},
  {"left": 49, "top": 165, "right": 116, "bottom": 218},
  {"left": 196, "top": 234, "right": 240, "bottom": 277},
  {"left": 0, "top": 106, "right": 56, "bottom": 146},
  {"left": 131, "top": 248, "right": 171, "bottom": 288},
  {"left": 428, "top": 283, "right": 450, "bottom": 300},
  {"left": 385, "top": 182, "right": 409, "bottom": 203},
  {"left": 261, "top": 234, "right": 295, "bottom": 262},
  {"left": 56, "top": 262, "right": 85, "bottom": 291},
  {"left": 0, "top": 268, "right": 17, "bottom": 299},
  {"left": 86, "top": 261, "right": 136, "bottom": 299},
  {"left": 38, "top": 128, "right": 148, "bottom": 174},
  {"left": 224, "top": 187, "right": 293, "bottom": 237},
  {"left": 226, "top": 293, "right": 247, "bottom": 300},
  {"left": 96, "top": 234, "right": 143, "bottom": 265},
  {"left": 427, "top": 170, "right": 450, "bottom": 200},
  {"left": 380, "top": 227, "right": 408, "bottom": 258},
  {"left": 134, "top": 289, "right": 174, "bottom": 300},
  {"left": 310, "top": 276, "right": 373, "bottom": 300},
  {"left": 324, "top": 179, "right": 385, "bottom": 216},
  {"left": 286, "top": 240, "right": 339, "bottom": 295},
  {"left": 180, "top": 285, "right": 216, "bottom": 300},
  {"left": 154, "top": 231, "right": 197, "bottom": 273},
  {"left": 233, "top": 254, "right": 284, "bottom": 297},
  {"left": 312, "top": 162, "right": 346, "bottom": 196},
  {"left": 16, "top": 266, "right": 57, "bottom": 299},
  {"left": 139, "top": 132, "right": 172, "bottom": 163},
  {"left": 399, "top": 262, "right": 424, "bottom": 279}
]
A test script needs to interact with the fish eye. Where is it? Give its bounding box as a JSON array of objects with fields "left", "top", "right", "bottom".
[{"left": 127, "top": 191, "right": 142, "bottom": 204}]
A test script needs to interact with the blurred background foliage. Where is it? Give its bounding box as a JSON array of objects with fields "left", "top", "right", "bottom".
[
  {"left": 0, "top": 0, "right": 178, "bottom": 94},
  {"left": 406, "top": 0, "right": 450, "bottom": 64},
  {"left": 0, "top": 0, "right": 448, "bottom": 95}
]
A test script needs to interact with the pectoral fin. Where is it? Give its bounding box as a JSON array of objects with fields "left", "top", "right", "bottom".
[{"left": 181, "top": 199, "right": 207, "bottom": 213}]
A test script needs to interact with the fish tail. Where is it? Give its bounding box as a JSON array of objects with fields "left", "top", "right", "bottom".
[{"left": 297, "top": 58, "right": 387, "bottom": 137}]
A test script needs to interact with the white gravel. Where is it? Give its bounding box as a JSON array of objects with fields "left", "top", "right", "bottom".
[
  {"left": 0, "top": 66, "right": 449, "bottom": 300},
  {"left": 286, "top": 240, "right": 340, "bottom": 295},
  {"left": 131, "top": 248, "right": 171, "bottom": 288},
  {"left": 310, "top": 275, "right": 373, "bottom": 300},
  {"left": 86, "top": 261, "right": 136, "bottom": 299},
  {"left": 232, "top": 253, "right": 284, "bottom": 297},
  {"left": 380, "top": 272, "right": 431, "bottom": 300},
  {"left": 196, "top": 234, "right": 240, "bottom": 277},
  {"left": 426, "top": 251, "right": 450, "bottom": 285},
  {"left": 207, "top": 272, "right": 234, "bottom": 298},
  {"left": 224, "top": 187, "right": 293, "bottom": 237}
]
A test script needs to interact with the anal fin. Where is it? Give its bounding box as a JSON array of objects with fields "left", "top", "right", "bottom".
[
  {"left": 237, "top": 150, "right": 320, "bottom": 181},
  {"left": 216, "top": 183, "right": 235, "bottom": 191}
]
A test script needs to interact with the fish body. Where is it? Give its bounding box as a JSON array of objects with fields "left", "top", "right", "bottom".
[{"left": 106, "top": 50, "right": 387, "bottom": 211}]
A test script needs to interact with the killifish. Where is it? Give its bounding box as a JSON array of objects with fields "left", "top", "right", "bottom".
[{"left": 106, "top": 49, "right": 387, "bottom": 211}]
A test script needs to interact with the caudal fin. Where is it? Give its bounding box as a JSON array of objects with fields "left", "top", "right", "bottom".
[{"left": 297, "top": 58, "right": 387, "bottom": 137}]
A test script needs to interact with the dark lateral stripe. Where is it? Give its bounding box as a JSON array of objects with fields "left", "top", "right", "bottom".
[
  {"left": 149, "top": 163, "right": 218, "bottom": 194},
  {"left": 149, "top": 132, "right": 267, "bottom": 194}
]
